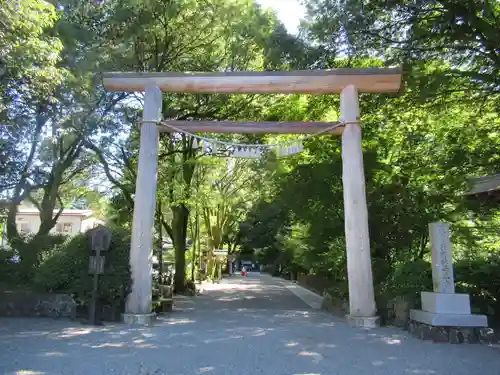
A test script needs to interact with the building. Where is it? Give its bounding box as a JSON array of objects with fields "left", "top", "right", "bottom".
[
  {"left": 12, "top": 207, "right": 104, "bottom": 237},
  {"left": 0, "top": 207, "right": 104, "bottom": 247},
  {"left": 467, "top": 174, "right": 500, "bottom": 203}
]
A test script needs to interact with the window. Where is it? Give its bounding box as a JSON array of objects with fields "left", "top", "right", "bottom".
[
  {"left": 18, "top": 223, "right": 30, "bottom": 234},
  {"left": 56, "top": 223, "right": 72, "bottom": 234}
]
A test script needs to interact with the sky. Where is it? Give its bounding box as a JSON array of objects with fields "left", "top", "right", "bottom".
[{"left": 255, "top": 0, "right": 307, "bottom": 35}]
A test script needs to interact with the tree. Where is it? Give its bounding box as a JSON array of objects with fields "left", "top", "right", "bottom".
[
  {"left": 1, "top": 0, "right": 65, "bottom": 206},
  {"left": 303, "top": 0, "right": 500, "bottom": 102},
  {"left": 85, "top": 0, "right": 308, "bottom": 291}
]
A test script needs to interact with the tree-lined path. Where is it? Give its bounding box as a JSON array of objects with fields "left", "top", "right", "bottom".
[{"left": 1, "top": 274, "right": 500, "bottom": 375}]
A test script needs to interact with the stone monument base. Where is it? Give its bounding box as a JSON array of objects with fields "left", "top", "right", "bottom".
[
  {"left": 121, "top": 312, "right": 156, "bottom": 325},
  {"left": 408, "top": 319, "right": 494, "bottom": 344},
  {"left": 411, "top": 309, "right": 487, "bottom": 327},
  {"left": 346, "top": 314, "right": 380, "bottom": 329},
  {"left": 410, "top": 309, "right": 488, "bottom": 344}
]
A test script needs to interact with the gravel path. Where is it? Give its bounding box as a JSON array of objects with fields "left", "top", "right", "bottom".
[{"left": 1, "top": 273, "right": 500, "bottom": 375}]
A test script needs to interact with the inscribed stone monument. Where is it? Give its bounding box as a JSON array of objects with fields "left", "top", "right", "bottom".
[{"left": 429, "top": 222, "right": 455, "bottom": 294}]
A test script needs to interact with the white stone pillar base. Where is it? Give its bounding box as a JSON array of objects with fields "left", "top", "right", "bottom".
[
  {"left": 346, "top": 314, "right": 380, "bottom": 329},
  {"left": 122, "top": 313, "right": 157, "bottom": 325}
]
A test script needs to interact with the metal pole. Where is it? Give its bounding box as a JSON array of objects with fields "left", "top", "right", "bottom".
[{"left": 89, "top": 250, "right": 100, "bottom": 325}]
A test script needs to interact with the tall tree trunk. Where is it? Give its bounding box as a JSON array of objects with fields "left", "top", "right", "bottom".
[
  {"left": 156, "top": 200, "right": 164, "bottom": 281},
  {"left": 198, "top": 215, "right": 203, "bottom": 281},
  {"left": 419, "top": 231, "right": 428, "bottom": 259},
  {"left": 190, "top": 207, "right": 199, "bottom": 281},
  {"left": 172, "top": 204, "right": 189, "bottom": 293}
]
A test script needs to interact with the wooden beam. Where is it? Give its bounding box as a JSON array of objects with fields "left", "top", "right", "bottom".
[
  {"left": 102, "top": 68, "right": 402, "bottom": 94},
  {"left": 157, "top": 121, "right": 344, "bottom": 135}
]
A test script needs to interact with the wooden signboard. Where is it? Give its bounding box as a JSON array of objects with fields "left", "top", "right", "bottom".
[
  {"left": 88, "top": 225, "right": 112, "bottom": 253},
  {"left": 87, "top": 225, "right": 112, "bottom": 325},
  {"left": 88, "top": 256, "right": 106, "bottom": 275},
  {"left": 213, "top": 249, "right": 228, "bottom": 256}
]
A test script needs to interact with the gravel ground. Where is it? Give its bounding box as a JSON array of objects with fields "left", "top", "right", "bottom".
[{"left": 1, "top": 273, "right": 500, "bottom": 375}]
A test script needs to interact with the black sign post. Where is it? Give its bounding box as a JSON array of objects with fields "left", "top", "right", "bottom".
[{"left": 87, "top": 225, "right": 112, "bottom": 325}]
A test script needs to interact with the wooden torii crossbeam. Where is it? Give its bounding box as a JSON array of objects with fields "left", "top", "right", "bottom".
[
  {"left": 102, "top": 68, "right": 402, "bottom": 94},
  {"left": 102, "top": 68, "right": 403, "bottom": 328}
]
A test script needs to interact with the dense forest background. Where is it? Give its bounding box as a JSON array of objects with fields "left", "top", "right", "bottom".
[{"left": 1, "top": 0, "right": 500, "bottom": 323}]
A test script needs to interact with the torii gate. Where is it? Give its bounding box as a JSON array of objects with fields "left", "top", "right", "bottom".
[{"left": 102, "top": 68, "right": 402, "bottom": 327}]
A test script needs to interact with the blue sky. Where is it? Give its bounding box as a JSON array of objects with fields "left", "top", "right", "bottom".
[{"left": 255, "top": 0, "right": 307, "bottom": 35}]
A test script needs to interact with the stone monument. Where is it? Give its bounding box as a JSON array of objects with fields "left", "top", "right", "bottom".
[{"left": 409, "top": 222, "right": 488, "bottom": 343}]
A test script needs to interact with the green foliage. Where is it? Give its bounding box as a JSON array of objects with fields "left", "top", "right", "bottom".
[
  {"left": 0, "top": 248, "right": 22, "bottom": 285},
  {"left": 3, "top": 0, "right": 500, "bottom": 324},
  {"left": 455, "top": 257, "right": 500, "bottom": 323},
  {"left": 304, "top": 0, "right": 500, "bottom": 100},
  {"left": 34, "top": 229, "right": 131, "bottom": 308},
  {"left": 0, "top": 0, "right": 65, "bottom": 110},
  {"left": 9, "top": 233, "right": 68, "bottom": 283},
  {"left": 326, "top": 283, "right": 349, "bottom": 302},
  {"left": 386, "top": 260, "right": 433, "bottom": 302}
]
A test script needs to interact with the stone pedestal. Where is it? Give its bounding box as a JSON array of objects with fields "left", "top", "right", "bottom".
[
  {"left": 410, "top": 309, "right": 487, "bottom": 327},
  {"left": 410, "top": 222, "right": 487, "bottom": 343}
]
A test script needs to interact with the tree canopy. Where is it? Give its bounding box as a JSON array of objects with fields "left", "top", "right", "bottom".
[{"left": 2, "top": 0, "right": 500, "bottom": 321}]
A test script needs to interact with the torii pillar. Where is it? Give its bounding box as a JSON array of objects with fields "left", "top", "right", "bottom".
[
  {"left": 122, "top": 86, "right": 162, "bottom": 325},
  {"left": 340, "top": 85, "right": 378, "bottom": 327}
]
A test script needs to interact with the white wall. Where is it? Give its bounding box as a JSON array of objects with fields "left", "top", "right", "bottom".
[
  {"left": 15, "top": 214, "right": 84, "bottom": 236},
  {"left": 81, "top": 217, "right": 105, "bottom": 232}
]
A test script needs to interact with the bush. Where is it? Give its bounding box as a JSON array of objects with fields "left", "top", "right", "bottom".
[
  {"left": 326, "top": 282, "right": 349, "bottom": 301},
  {"left": 0, "top": 248, "right": 22, "bottom": 285},
  {"left": 455, "top": 256, "right": 500, "bottom": 323},
  {"left": 373, "top": 259, "right": 433, "bottom": 320},
  {"left": 387, "top": 259, "right": 433, "bottom": 301},
  {"left": 34, "top": 228, "right": 132, "bottom": 310},
  {"left": 10, "top": 233, "right": 68, "bottom": 283}
]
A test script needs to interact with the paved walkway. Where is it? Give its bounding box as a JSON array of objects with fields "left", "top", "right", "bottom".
[{"left": 1, "top": 273, "right": 500, "bottom": 375}]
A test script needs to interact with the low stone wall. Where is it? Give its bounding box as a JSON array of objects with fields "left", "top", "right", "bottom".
[
  {"left": 0, "top": 291, "right": 76, "bottom": 319},
  {"left": 383, "top": 296, "right": 413, "bottom": 327},
  {"left": 321, "top": 292, "right": 349, "bottom": 315},
  {"left": 408, "top": 320, "right": 496, "bottom": 344},
  {"left": 297, "top": 274, "right": 334, "bottom": 296}
]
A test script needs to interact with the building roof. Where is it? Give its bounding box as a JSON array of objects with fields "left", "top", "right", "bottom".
[
  {"left": 467, "top": 174, "right": 500, "bottom": 195},
  {"left": 17, "top": 208, "right": 94, "bottom": 217}
]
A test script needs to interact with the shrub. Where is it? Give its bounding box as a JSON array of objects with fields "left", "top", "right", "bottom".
[
  {"left": 455, "top": 256, "right": 500, "bottom": 323},
  {"left": 326, "top": 282, "right": 349, "bottom": 301},
  {"left": 34, "top": 228, "right": 132, "bottom": 309},
  {"left": 387, "top": 259, "right": 433, "bottom": 301},
  {"left": 10, "top": 233, "right": 68, "bottom": 283},
  {"left": 0, "top": 248, "right": 22, "bottom": 285}
]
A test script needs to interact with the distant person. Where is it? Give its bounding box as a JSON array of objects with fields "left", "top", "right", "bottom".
[{"left": 241, "top": 266, "right": 247, "bottom": 277}]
